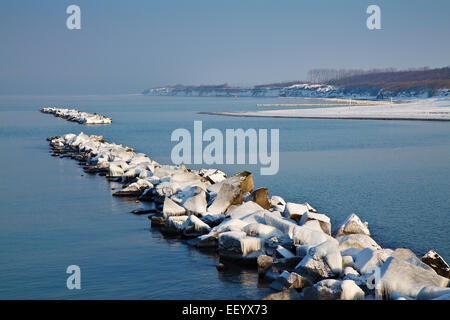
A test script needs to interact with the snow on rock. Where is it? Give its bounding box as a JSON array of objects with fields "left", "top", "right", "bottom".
[
  {"left": 333, "top": 213, "right": 370, "bottom": 237},
  {"left": 353, "top": 247, "right": 393, "bottom": 274},
  {"left": 303, "top": 279, "right": 364, "bottom": 300},
  {"left": 295, "top": 240, "right": 342, "bottom": 282},
  {"left": 181, "top": 215, "right": 211, "bottom": 237},
  {"left": 292, "top": 225, "right": 337, "bottom": 247},
  {"left": 207, "top": 171, "right": 254, "bottom": 214},
  {"left": 269, "top": 196, "right": 286, "bottom": 213},
  {"left": 164, "top": 215, "right": 189, "bottom": 234},
  {"left": 210, "top": 218, "right": 249, "bottom": 236},
  {"left": 337, "top": 234, "right": 381, "bottom": 252},
  {"left": 377, "top": 256, "right": 449, "bottom": 298},
  {"left": 283, "top": 202, "right": 309, "bottom": 222},
  {"left": 243, "top": 223, "right": 283, "bottom": 240},
  {"left": 264, "top": 212, "right": 298, "bottom": 238},
  {"left": 218, "top": 231, "right": 264, "bottom": 259},
  {"left": 41, "top": 107, "right": 112, "bottom": 124},
  {"left": 182, "top": 188, "right": 207, "bottom": 216},
  {"left": 162, "top": 197, "right": 186, "bottom": 218},
  {"left": 299, "top": 211, "right": 331, "bottom": 235},
  {"left": 199, "top": 169, "right": 227, "bottom": 184}
]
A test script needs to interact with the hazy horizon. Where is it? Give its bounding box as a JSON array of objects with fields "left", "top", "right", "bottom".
[{"left": 1, "top": 0, "right": 449, "bottom": 95}]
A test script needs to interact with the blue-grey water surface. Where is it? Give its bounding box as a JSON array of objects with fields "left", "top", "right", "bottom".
[{"left": 0, "top": 95, "right": 449, "bottom": 299}]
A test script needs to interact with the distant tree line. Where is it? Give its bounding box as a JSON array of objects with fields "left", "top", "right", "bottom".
[{"left": 307, "top": 67, "right": 449, "bottom": 87}]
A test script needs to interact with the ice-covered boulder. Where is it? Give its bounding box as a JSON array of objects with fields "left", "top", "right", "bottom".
[
  {"left": 269, "top": 196, "right": 286, "bottom": 213},
  {"left": 264, "top": 212, "right": 298, "bottom": 238},
  {"left": 299, "top": 212, "right": 331, "bottom": 235},
  {"left": 283, "top": 202, "right": 309, "bottom": 222},
  {"left": 200, "top": 213, "right": 225, "bottom": 228},
  {"left": 164, "top": 215, "right": 189, "bottom": 234},
  {"left": 333, "top": 213, "right": 370, "bottom": 237},
  {"left": 421, "top": 250, "right": 450, "bottom": 278},
  {"left": 376, "top": 256, "right": 449, "bottom": 298},
  {"left": 292, "top": 225, "right": 337, "bottom": 247},
  {"left": 353, "top": 248, "right": 393, "bottom": 274},
  {"left": 182, "top": 189, "right": 207, "bottom": 216},
  {"left": 113, "top": 179, "right": 153, "bottom": 197},
  {"left": 199, "top": 168, "right": 227, "bottom": 184},
  {"left": 303, "top": 279, "right": 364, "bottom": 300},
  {"left": 188, "top": 234, "right": 218, "bottom": 248},
  {"left": 207, "top": 171, "right": 254, "bottom": 214},
  {"left": 210, "top": 218, "right": 249, "bottom": 236},
  {"left": 226, "top": 201, "right": 266, "bottom": 222},
  {"left": 337, "top": 234, "right": 381, "bottom": 252},
  {"left": 243, "top": 223, "right": 283, "bottom": 240},
  {"left": 162, "top": 197, "right": 186, "bottom": 218},
  {"left": 295, "top": 240, "right": 342, "bottom": 282},
  {"left": 181, "top": 215, "right": 211, "bottom": 237},
  {"left": 218, "top": 231, "right": 263, "bottom": 260}
]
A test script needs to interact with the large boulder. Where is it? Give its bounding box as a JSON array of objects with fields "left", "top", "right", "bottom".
[
  {"left": 218, "top": 231, "right": 263, "bottom": 260},
  {"left": 181, "top": 215, "right": 211, "bottom": 237},
  {"left": 162, "top": 197, "right": 186, "bottom": 218},
  {"left": 333, "top": 213, "right": 370, "bottom": 237},
  {"left": 292, "top": 225, "right": 337, "bottom": 247},
  {"left": 353, "top": 247, "right": 393, "bottom": 274},
  {"left": 421, "top": 250, "right": 450, "bottom": 279},
  {"left": 376, "top": 256, "right": 449, "bottom": 298},
  {"left": 299, "top": 212, "right": 331, "bottom": 235},
  {"left": 283, "top": 202, "right": 309, "bottom": 222},
  {"left": 257, "top": 255, "right": 274, "bottom": 274},
  {"left": 295, "top": 240, "right": 342, "bottom": 282},
  {"left": 207, "top": 171, "right": 254, "bottom": 214},
  {"left": 182, "top": 189, "right": 207, "bottom": 216},
  {"left": 270, "top": 196, "right": 286, "bottom": 213},
  {"left": 226, "top": 201, "right": 267, "bottom": 224},
  {"left": 243, "top": 223, "right": 283, "bottom": 240},
  {"left": 303, "top": 279, "right": 364, "bottom": 300},
  {"left": 337, "top": 234, "right": 381, "bottom": 252},
  {"left": 264, "top": 212, "right": 298, "bottom": 238}
]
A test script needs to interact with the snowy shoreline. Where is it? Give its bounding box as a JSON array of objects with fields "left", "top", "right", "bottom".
[
  {"left": 46, "top": 132, "right": 450, "bottom": 300},
  {"left": 40, "top": 107, "right": 112, "bottom": 124},
  {"left": 199, "top": 98, "right": 450, "bottom": 121}
]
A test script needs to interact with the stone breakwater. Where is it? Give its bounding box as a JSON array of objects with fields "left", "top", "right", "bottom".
[
  {"left": 40, "top": 107, "right": 112, "bottom": 124},
  {"left": 47, "top": 132, "right": 450, "bottom": 300}
]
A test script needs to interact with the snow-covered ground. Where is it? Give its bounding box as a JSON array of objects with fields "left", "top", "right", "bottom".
[{"left": 200, "top": 98, "right": 450, "bottom": 121}]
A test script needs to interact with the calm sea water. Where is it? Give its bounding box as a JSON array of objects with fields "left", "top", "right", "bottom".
[{"left": 0, "top": 95, "right": 449, "bottom": 299}]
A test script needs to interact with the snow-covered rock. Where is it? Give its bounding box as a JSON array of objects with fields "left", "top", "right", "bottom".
[
  {"left": 416, "top": 286, "right": 450, "bottom": 300},
  {"left": 337, "top": 234, "right": 381, "bottom": 251},
  {"left": 181, "top": 215, "right": 211, "bottom": 237},
  {"left": 376, "top": 256, "right": 449, "bottom": 298},
  {"left": 283, "top": 202, "right": 309, "bottom": 222},
  {"left": 269, "top": 196, "right": 286, "bottom": 213},
  {"left": 333, "top": 213, "right": 370, "bottom": 237},
  {"left": 207, "top": 171, "right": 254, "bottom": 214},
  {"left": 264, "top": 212, "right": 298, "bottom": 238},
  {"left": 41, "top": 107, "right": 112, "bottom": 124},
  {"left": 162, "top": 197, "right": 186, "bottom": 218},
  {"left": 303, "top": 279, "right": 364, "bottom": 300},
  {"left": 295, "top": 240, "right": 342, "bottom": 282},
  {"left": 243, "top": 223, "right": 283, "bottom": 240},
  {"left": 218, "top": 231, "right": 263, "bottom": 260},
  {"left": 292, "top": 225, "right": 337, "bottom": 247},
  {"left": 182, "top": 189, "right": 207, "bottom": 216},
  {"left": 299, "top": 212, "right": 331, "bottom": 235}
]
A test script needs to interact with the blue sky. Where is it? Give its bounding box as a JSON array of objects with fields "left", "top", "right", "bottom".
[{"left": 0, "top": 0, "right": 449, "bottom": 95}]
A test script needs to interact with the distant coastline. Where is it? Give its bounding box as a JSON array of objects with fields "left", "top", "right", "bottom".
[{"left": 143, "top": 67, "right": 450, "bottom": 100}]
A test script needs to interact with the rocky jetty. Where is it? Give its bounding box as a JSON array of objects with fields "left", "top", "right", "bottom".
[
  {"left": 40, "top": 107, "right": 112, "bottom": 124},
  {"left": 47, "top": 132, "right": 450, "bottom": 300}
]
